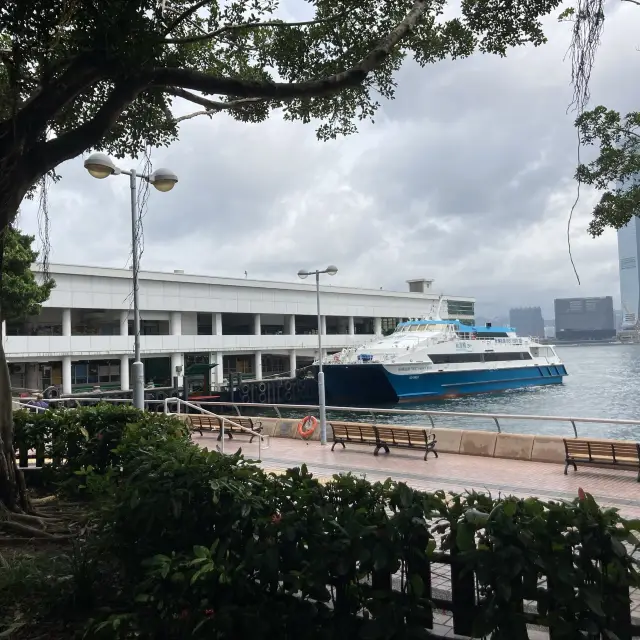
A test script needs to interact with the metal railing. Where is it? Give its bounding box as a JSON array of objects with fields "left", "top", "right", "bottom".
[
  {"left": 162, "top": 397, "right": 269, "bottom": 459},
  {"left": 13, "top": 395, "right": 269, "bottom": 459},
  {"left": 13, "top": 396, "right": 640, "bottom": 439},
  {"left": 168, "top": 400, "right": 640, "bottom": 439},
  {"left": 13, "top": 401, "right": 48, "bottom": 412}
]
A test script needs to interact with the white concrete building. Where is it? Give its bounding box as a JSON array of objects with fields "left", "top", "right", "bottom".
[{"left": 2, "top": 264, "right": 474, "bottom": 394}]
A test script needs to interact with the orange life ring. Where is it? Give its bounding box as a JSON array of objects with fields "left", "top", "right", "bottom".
[{"left": 297, "top": 415, "right": 318, "bottom": 439}]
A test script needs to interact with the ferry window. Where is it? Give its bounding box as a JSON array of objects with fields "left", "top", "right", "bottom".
[
  {"left": 409, "top": 325, "right": 420, "bottom": 331},
  {"left": 484, "top": 352, "right": 532, "bottom": 361},
  {"left": 424, "top": 324, "right": 449, "bottom": 332},
  {"left": 429, "top": 353, "right": 484, "bottom": 364}
]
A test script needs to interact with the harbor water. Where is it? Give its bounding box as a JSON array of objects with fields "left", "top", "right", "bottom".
[{"left": 319, "top": 344, "right": 640, "bottom": 440}]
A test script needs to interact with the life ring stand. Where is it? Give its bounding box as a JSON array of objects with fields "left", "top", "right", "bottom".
[{"left": 297, "top": 415, "right": 318, "bottom": 439}]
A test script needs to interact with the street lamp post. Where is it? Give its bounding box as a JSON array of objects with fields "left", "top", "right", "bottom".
[
  {"left": 84, "top": 153, "right": 178, "bottom": 410},
  {"left": 297, "top": 265, "right": 338, "bottom": 445}
]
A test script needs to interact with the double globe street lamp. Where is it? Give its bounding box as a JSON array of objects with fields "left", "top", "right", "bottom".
[
  {"left": 84, "top": 153, "right": 178, "bottom": 410},
  {"left": 297, "top": 265, "right": 338, "bottom": 445}
]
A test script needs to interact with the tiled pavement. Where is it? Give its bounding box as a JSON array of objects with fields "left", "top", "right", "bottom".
[{"left": 194, "top": 434, "right": 640, "bottom": 638}]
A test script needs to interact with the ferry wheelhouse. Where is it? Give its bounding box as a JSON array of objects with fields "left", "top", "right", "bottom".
[{"left": 322, "top": 319, "right": 567, "bottom": 406}]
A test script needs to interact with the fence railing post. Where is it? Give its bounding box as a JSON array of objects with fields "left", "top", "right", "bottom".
[
  {"left": 450, "top": 546, "right": 475, "bottom": 636},
  {"left": 604, "top": 566, "right": 632, "bottom": 640}
]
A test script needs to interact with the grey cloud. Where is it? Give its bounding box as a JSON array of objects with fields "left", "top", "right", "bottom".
[{"left": 17, "top": 3, "right": 640, "bottom": 318}]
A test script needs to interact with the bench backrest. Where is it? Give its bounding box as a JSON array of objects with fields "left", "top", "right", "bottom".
[
  {"left": 565, "top": 439, "right": 640, "bottom": 462},
  {"left": 375, "top": 425, "right": 428, "bottom": 446},
  {"left": 189, "top": 414, "right": 222, "bottom": 427},
  {"left": 331, "top": 421, "right": 377, "bottom": 442}
]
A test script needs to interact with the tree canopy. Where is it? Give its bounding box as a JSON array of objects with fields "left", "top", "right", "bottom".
[
  {"left": 563, "top": 0, "right": 639, "bottom": 235},
  {"left": 0, "top": 226, "right": 55, "bottom": 323},
  {"left": 0, "top": 0, "right": 563, "bottom": 233},
  {"left": 575, "top": 107, "right": 640, "bottom": 236}
]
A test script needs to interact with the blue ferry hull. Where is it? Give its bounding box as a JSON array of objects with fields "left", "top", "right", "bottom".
[{"left": 323, "top": 363, "right": 568, "bottom": 406}]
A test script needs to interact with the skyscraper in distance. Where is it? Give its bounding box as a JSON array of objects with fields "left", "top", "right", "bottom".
[
  {"left": 618, "top": 216, "right": 640, "bottom": 329},
  {"left": 509, "top": 307, "right": 545, "bottom": 339}
]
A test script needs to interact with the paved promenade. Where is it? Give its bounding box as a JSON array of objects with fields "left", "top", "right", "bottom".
[{"left": 193, "top": 433, "right": 640, "bottom": 517}]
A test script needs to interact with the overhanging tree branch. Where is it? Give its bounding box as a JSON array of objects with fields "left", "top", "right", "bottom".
[
  {"left": 10, "top": 55, "right": 103, "bottom": 142},
  {"left": 163, "top": 0, "right": 212, "bottom": 35},
  {"left": 168, "top": 87, "right": 268, "bottom": 111},
  {"left": 154, "top": 0, "right": 430, "bottom": 97},
  {"left": 162, "top": 14, "right": 347, "bottom": 45},
  {"left": 26, "top": 80, "right": 147, "bottom": 184}
]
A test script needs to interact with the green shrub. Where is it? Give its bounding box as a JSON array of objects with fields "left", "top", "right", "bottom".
[
  {"left": 89, "top": 430, "right": 640, "bottom": 640},
  {"left": 13, "top": 404, "right": 189, "bottom": 490}
]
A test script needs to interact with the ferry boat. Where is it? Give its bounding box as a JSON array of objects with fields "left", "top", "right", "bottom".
[{"left": 322, "top": 319, "right": 567, "bottom": 405}]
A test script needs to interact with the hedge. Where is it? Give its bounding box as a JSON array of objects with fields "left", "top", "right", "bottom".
[
  {"left": 13, "top": 404, "right": 188, "bottom": 486},
  {"left": 86, "top": 424, "right": 640, "bottom": 640}
]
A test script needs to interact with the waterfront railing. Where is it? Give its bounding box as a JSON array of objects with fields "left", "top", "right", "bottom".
[{"left": 22, "top": 396, "right": 640, "bottom": 438}]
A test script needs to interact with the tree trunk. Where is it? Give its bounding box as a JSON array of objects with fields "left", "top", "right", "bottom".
[{"left": 0, "top": 337, "right": 29, "bottom": 512}]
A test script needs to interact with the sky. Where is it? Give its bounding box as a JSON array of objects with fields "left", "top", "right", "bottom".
[{"left": 17, "top": 1, "right": 640, "bottom": 319}]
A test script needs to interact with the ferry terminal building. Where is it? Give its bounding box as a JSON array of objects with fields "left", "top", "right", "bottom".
[{"left": 2, "top": 265, "right": 474, "bottom": 395}]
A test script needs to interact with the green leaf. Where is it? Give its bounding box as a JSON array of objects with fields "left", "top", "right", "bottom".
[
  {"left": 611, "top": 537, "right": 627, "bottom": 558},
  {"left": 558, "top": 6, "right": 575, "bottom": 20},
  {"left": 464, "top": 509, "right": 489, "bottom": 526},
  {"left": 409, "top": 573, "right": 425, "bottom": 598},
  {"left": 503, "top": 500, "right": 517, "bottom": 518},
  {"left": 582, "top": 589, "right": 605, "bottom": 617},
  {"left": 456, "top": 523, "right": 476, "bottom": 551},
  {"left": 193, "top": 545, "right": 210, "bottom": 559},
  {"left": 426, "top": 539, "right": 437, "bottom": 557}
]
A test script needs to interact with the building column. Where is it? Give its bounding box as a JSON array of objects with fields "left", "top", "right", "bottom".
[
  {"left": 254, "top": 313, "right": 261, "bottom": 335},
  {"left": 209, "top": 352, "right": 223, "bottom": 389},
  {"left": 289, "top": 349, "right": 297, "bottom": 376},
  {"left": 374, "top": 317, "right": 382, "bottom": 336},
  {"left": 170, "top": 311, "right": 182, "bottom": 336},
  {"left": 287, "top": 314, "right": 296, "bottom": 335},
  {"left": 120, "top": 355, "right": 130, "bottom": 391},
  {"left": 62, "top": 308, "right": 72, "bottom": 337},
  {"left": 62, "top": 356, "right": 72, "bottom": 395},
  {"left": 348, "top": 316, "right": 355, "bottom": 335},
  {"left": 171, "top": 352, "right": 184, "bottom": 386},
  {"left": 254, "top": 351, "right": 262, "bottom": 380},
  {"left": 25, "top": 364, "right": 39, "bottom": 391},
  {"left": 120, "top": 310, "right": 129, "bottom": 336},
  {"left": 213, "top": 312, "right": 223, "bottom": 336},
  {"left": 214, "top": 352, "right": 224, "bottom": 386}
]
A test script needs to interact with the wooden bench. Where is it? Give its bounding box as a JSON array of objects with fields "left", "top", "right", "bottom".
[
  {"left": 563, "top": 439, "right": 640, "bottom": 481},
  {"left": 331, "top": 421, "right": 438, "bottom": 461},
  {"left": 188, "top": 414, "right": 262, "bottom": 443}
]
